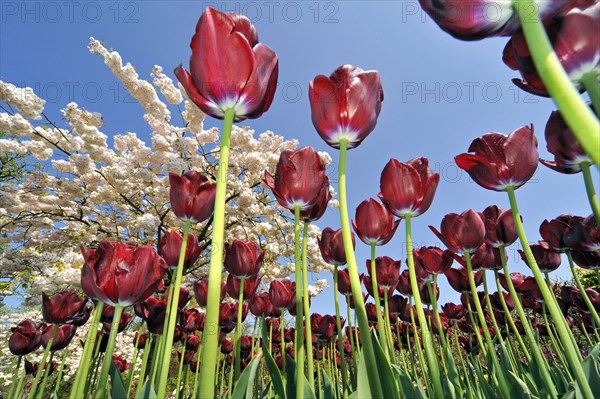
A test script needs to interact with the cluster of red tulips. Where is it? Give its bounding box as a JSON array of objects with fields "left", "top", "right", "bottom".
[{"left": 6, "top": 1, "right": 599, "bottom": 398}]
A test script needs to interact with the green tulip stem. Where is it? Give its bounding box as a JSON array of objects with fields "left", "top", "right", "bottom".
[
  {"left": 506, "top": 186, "right": 592, "bottom": 397},
  {"left": 465, "top": 253, "right": 510, "bottom": 399},
  {"left": 198, "top": 107, "right": 236, "bottom": 399},
  {"left": 382, "top": 287, "right": 397, "bottom": 363},
  {"left": 176, "top": 336, "right": 188, "bottom": 399},
  {"left": 126, "top": 330, "right": 141, "bottom": 398},
  {"left": 464, "top": 296, "right": 485, "bottom": 353},
  {"left": 52, "top": 346, "right": 70, "bottom": 398},
  {"left": 137, "top": 334, "right": 153, "bottom": 396},
  {"left": 580, "top": 162, "right": 600, "bottom": 224},
  {"left": 404, "top": 214, "right": 444, "bottom": 399},
  {"left": 94, "top": 304, "right": 124, "bottom": 399},
  {"left": 280, "top": 313, "right": 286, "bottom": 372},
  {"left": 11, "top": 364, "right": 25, "bottom": 399},
  {"left": 369, "top": 243, "right": 390, "bottom": 358},
  {"left": 581, "top": 71, "right": 600, "bottom": 116},
  {"left": 8, "top": 355, "right": 22, "bottom": 399},
  {"left": 513, "top": 0, "right": 600, "bottom": 164},
  {"left": 293, "top": 205, "right": 305, "bottom": 399},
  {"left": 36, "top": 351, "right": 54, "bottom": 399},
  {"left": 568, "top": 252, "right": 600, "bottom": 326},
  {"left": 493, "top": 269, "right": 530, "bottom": 360},
  {"left": 333, "top": 265, "right": 349, "bottom": 399},
  {"left": 408, "top": 296, "right": 429, "bottom": 388},
  {"left": 28, "top": 323, "right": 57, "bottom": 399},
  {"left": 234, "top": 277, "right": 246, "bottom": 382},
  {"left": 192, "top": 342, "right": 201, "bottom": 399},
  {"left": 156, "top": 218, "right": 192, "bottom": 398},
  {"left": 302, "top": 220, "right": 316, "bottom": 389},
  {"left": 482, "top": 272, "right": 505, "bottom": 347},
  {"left": 428, "top": 275, "right": 448, "bottom": 371},
  {"left": 345, "top": 293, "right": 358, "bottom": 381},
  {"left": 337, "top": 138, "right": 383, "bottom": 398}
]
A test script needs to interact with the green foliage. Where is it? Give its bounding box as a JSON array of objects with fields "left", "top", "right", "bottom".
[{"left": 575, "top": 268, "right": 600, "bottom": 291}]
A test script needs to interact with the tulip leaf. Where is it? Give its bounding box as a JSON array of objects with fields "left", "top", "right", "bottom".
[
  {"left": 579, "top": 344, "right": 600, "bottom": 396},
  {"left": 471, "top": 355, "right": 496, "bottom": 398},
  {"left": 506, "top": 371, "right": 535, "bottom": 399},
  {"left": 284, "top": 355, "right": 316, "bottom": 399},
  {"left": 109, "top": 361, "right": 127, "bottom": 399},
  {"left": 369, "top": 330, "right": 400, "bottom": 398},
  {"left": 392, "top": 365, "right": 425, "bottom": 399},
  {"left": 445, "top": 344, "right": 462, "bottom": 399},
  {"left": 260, "top": 318, "right": 286, "bottom": 399},
  {"left": 442, "top": 377, "right": 456, "bottom": 399},
  {"left": 322, "top": 369, "right": 335, "bottom": 399},
  {"left": 356, "top": 348, "right": 371, "bottom": 398},
  {"left": 231, "top": 356, "right": 261, "bottom": 399},
  {"left": 135, "top": 379, "right": 158, "bottom": 399}
]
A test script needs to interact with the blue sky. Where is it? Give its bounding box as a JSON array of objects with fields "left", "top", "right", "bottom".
[{"left": 1, "top": 1, "right": 597, "bottom": 313}]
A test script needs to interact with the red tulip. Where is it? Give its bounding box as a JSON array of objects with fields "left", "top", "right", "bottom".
[
  {"left": 564, "top": 214, "right": 600, "bottom": 251},
  {"left": 300, "top": 178, "right": 332, "bottom": 222},
  {"left": 379, "top": 157, "right": 440, "bottom": 219},
  {"left": 337, "top": 267, "right": 362, "bottom": 296},
  {"left": 490, "top": 291, "right": 515, "bottom": 313},
  {"left": 103, "top": 311, "right": 133, "bottom": 334},
  {"left": 352, "top": 198, "right": 400, "bottom": 245},
  {"left": 134, "top": 332, "right": 148, "bottom": 349},
  {"left": 187, "top": 333, "right": 201, "bottom": 351},
  {"left": 146, "top": 298, "right": 168, "bottom": 335},
  {"left": 455, "top": 125, "right": 538, "bottom": 191},
  {"left": 263, "top": 147, "right": 328, "bottom": 212},
  {"left": 194, "top": 277, "right": 226, "bottom": 307},
  {"left": 41, "top": 324, "right": 78, "bottom": 352},
  {"left": 498, "top": 272, "right": 530, "bottom": 294},
  {"left": 309, "top": 64, "right": 384, "bottom": 149},
  {"left": 388, "top": 295, "right": 408, "bottom": 318},
  {"left": 319, "top": 227, "right": 355, "bottom": 266},
  {"left": 396, "top": 270, "right": 417, "bottom": 296},
  {"left": 42, "top": 291, "right": 88, "bottom": 325},
  {"left": 269, "top": 279, "right": 295, "bottom": 310},
  {"left": 454, "top": 243, "right": 503, "bottom": 271},
  {"left": 367, "top": 256, "right": 402, "bottom": 289},
  {"left": 169, "top": 171, "right": 216, "bottom": 222},
  {"left": 160, "top": 230, "right": 204, "bottom": 270},
  {"left": 420, "top": 282, "right": 439, "bottom": 305},
  {"left": 413, "top": 246, "right": 454, "bottom": 275},
  {"left": 418, "top": 0, "right": 568, "bottom": 40},
  {"left": 445, "top": 267, "right": 483, "bottom": 293},
  {"left": 441, "top": 303, "right": 466, "bottom": 320},
  {"left": 519, "top": 244, "right": 562, "bottom": 273},
  {"left": 226, "top": 274, "right": 262, "bottom": 301},
  {"left": 482, "top": 205, "right": 518, "bottom": 247},
  {"left": 571, "top": 249, "right": 600, "bottom": 269},
  {"left": 540, "top": 215, "right": 580, "bottom": 252},
  {"left": 540, "top": 109, "right": 594, "bottom": 173},
  {"left": 175, "top": 7, "right": 278, "bottom": 121},
  {"left": 180, "top": 309, "right": 203, "bottom": 333},
  {"left": 9, "top": 320, "right": 42, "bottom": 356},
  {"left": 81, "top": 240, "right": 168, "bottom": 307},
  {"left": 503, "top": 3, "right": 599, "bottom": 96},
  {"left": 429, "top": 209, "right": 486, "bottom": 254},
  {"left": 165, "top": 287, "right": 192, "bottom": 310},
  {"left": 249, "top": 292, "right": 280, "bottom": 318},
  {"left": 224, "top": 240, "right": 265, "bottom": 278},
  {"left": 112, "top": 354, "right": 131, "bottom": 373}
]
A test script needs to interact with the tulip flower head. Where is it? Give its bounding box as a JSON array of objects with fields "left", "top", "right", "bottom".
[
  {"left": 429, "top": 209, "right": 486, "bottom": 254},
  {"left": 169, "top": 171, "right": 216, "bottom": 222},
  {"left": 194, "top": 277, "right": 226, "bottom": 307},
  {"left": 352, "top": 198, "right": 400, "bottom": 245},
  {"left": 175, "top": 7, "right": 279, "bottom": 121},
  {"left": 413, "top": 246, "right": 454, "bottom": 275},
  {"left": 319, "top": 227, "right": 355, "bottom": 266},
  {"left": 482, "top": 205, "right": 518, "bottom": 247},
  {"left": 379, "top": 157, "right": 440, "bottom": 218},
  {"left": 9, "top": 320, "right": 42, "bottom": 356},
  {"left": 42, "top": 291, "right": 88, "bottom": 325},
  {"left": 223, "top": 239, "right": 265, "bottom": 278},
  {"left": 309, "top": 64, "right": 384, "bottom": 149},
  {"left": 455, "top": 125, "right": 539, "bottom": 191},
  {"left": 159, "top": 230, "right": 205, "bottom": 270}
]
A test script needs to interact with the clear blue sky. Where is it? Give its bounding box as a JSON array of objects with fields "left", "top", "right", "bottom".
[{"left": 1, "top": 1, "right": 597, "bottom": 312}]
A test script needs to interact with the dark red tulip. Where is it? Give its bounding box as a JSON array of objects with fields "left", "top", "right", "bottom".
[
  {"left": 503, "top": 3, "right": 599, "bottom": 97},
  {"left": 519, "top": 244, "right": 562, "bottom": 273},
  {"left": 430, "top": 209, "right": 486, "bottom": 254},
  {"left": 187, "top": 333, "right": 201, "bottom": 351},
  {"left": 396, "top": 270, "right": 417, "bottom": 296},
  {"left": 367, "top": 256, "right": 402, "bottom": 289},
  {"left": 269, "top": 279, "right": 295, "bottom": 310},
  {"left": 81, "top": 240, "right": 168, "bottom": 307},
  {"left": 388, "top": 295, "right": 408, "bottom": 318},
  {"left": 42, "top": 324, "right": 78, "bottom": 352},
  {"left": 564, "top": 214, "right": 600, "bottom": 251},
  {"left": 363, "top": 275, "right": 388, "bottom": 300},
  {"left": 180, "top": 309, "right": 203, "bottom": 333},
  {"left": 490, "top": 291, "right": 515, "bottom": 313},
  {"left": 540, "top": 215, "right": 580, "bottom": 252},
  {"left": 316, "top": 315, "right": 340, "bottom": 342},
  {"left": 146, "top": 298, "right": 168, "bottom": 335},
  {"left": 352, "top": 198, "right": 400, "bottom": 245},
  {"left": 265, "top": 317, "right": 280, "bottom": 331},
  {"left": 165, "top": 287, "right": 192, "bottom": 310},
  {"left": 194, "top": 277, "right": 226, "bottom": 307},
  {"left": 135, "top": 332, "right": 149, "bottom": 349},
  {"left": 365, "top": 303, "right": 382, "bottom": 324},
  {"left": 249, "top": 291, "right": 279, "bottom": 317},
  {"left": 337, "top": 268, "right": 361, "bottom": 296},
  {"left": 420, "top": 282, "right": 439, "bottom": 305},
  {"left": 498, "top": 272, "right": 528, "bottom": 293},
  {"left": 300, "top": 178, "right": 332, "bottom": 222},
  {"left": 441, "top": 303, "right": 466, "bottom": 320},
  {"left": 482, "top": 205, "right": 518, "bottom": 247},
  {"left": 571, "top": 249, "right": 600, "bottom": 269},
  {"left": 112, "top": 354, "right": 131, "bottom": 373},
  {"left": 168, "top": 171, "right": 216, "bottom": 222},
  {"left": 103, "top": 311, "right": 133, "bottom": 333},
  {"left": 175, "top": 7, "right": 278, "bottom": 121},
  {"left": 455, "top": 126, "right": 538, "bottom": 191},
  {"left": 309, "top": 64, "right": 383, "bottom": 149},
  {"left": 540, "top": 109, "right": 594, "bottom": 173},
  {"left": 159, "top": 230, "right": 204, "bottom": 270},
  {"left": 379, "top": 157, "right": 440, "bottom": 218},
  {"left": 9, "top": 320, "right": 42, "bottom": 356},
  {"left": 263, "top": 147, "right": 328, "bottom": 212},
  {"left": 218, "top": 303, "right": 237, "bottom": 328},
  {"left": 226, "top": 274, "right": 262, "bottom": 301},
  {"left": 319, "top": 227, "right": 355, "bottom": 266},
  {"left": 445, "top": 267, "right": 483, "bottom": 293},
  {"left": 454, "top": 243, "right": 503, "bottom": 271},
  {"left": 134, "top": 296, "right": 162, "bottom": 320},
  {"left": 42, "top": 291, "right": 88, "bottom": 325},
  {"left": 24, "top": 358, "right": 58, "bottom": 377},
  {"left": 240, "top": 335, "right": 253, "bottom": 351},
  {"left": 414, "top": 246, "right": 454, "bottom": 275},
  {"left": 418, "top": 0, "right": 568, "bottom": 40},
  {"left": 224, "top": 240, "right": 265, "bottom": 278}
]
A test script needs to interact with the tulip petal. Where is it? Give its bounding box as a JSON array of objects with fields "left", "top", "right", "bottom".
[
  {"left": 242, "top": 44, "right": 279, "bottom": 120},
  {"left": 175, "top": 65, "right": 222, "bottom": 117},
  {"left": 503, "top": 124, "right": 539, "bottom": 187}
]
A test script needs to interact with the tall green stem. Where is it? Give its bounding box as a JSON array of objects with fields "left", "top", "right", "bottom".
[
  {"left": 302, "top": 221, "right": 315, "bottom": 389},
  {"left": 513, "top": 0, "right": 600, "bottom": 164},
  {"left": 337, "top": 139, "right": 383, "bottom": 398},
  {"left": 293, "top": 206, "right": 305, "bottom": 399},
  {"left": 95, "top": 305, "right": 124, "bottom": 399},
  {"left": 234, "top": 277, "right": 246, "bottom": 381},
  {"left": 507, "top": 186, "right": 592, "bottom": 397},
  {"left": 29, "top": 324, "right": 58, "bottom": 399},
  {"left": 369, "top": 243, "right": 390, "bottom": 357},
  {"left": 52, "top": 347, "right": 70, "bottom": 398},
  {"left": 156, "top": 219, "right": 191, "bottom": 397},
  {"left": 7, "top": 355, "right": 21, "bottom": 399},
  {"left": 71, "top": 301, "right": 103, "bottom": 399},
  {"left": 568, "top": 252, "right": 600, "bottom": 326},
  {"left": 405, "top": 214, "right": 443, "bottom": 399},
  {"left": 333, "top": 265, "right": 349, "bottom": 398},
  {"left": 198, "top": 108, "right": 235, "bottom": 398},
  {"left": 581, "top": 162, "right": 600, "bottom": 224},
  {"left": 581, "top": 71, "right": 600, "bottom": 115}
]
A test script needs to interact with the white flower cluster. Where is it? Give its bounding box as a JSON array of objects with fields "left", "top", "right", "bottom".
[
  {"left": 0, "top": 81, "right": 45, "bottom": 119},
  {"left": 0, "top": 41, "right": 334, "bottom": 301}
]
